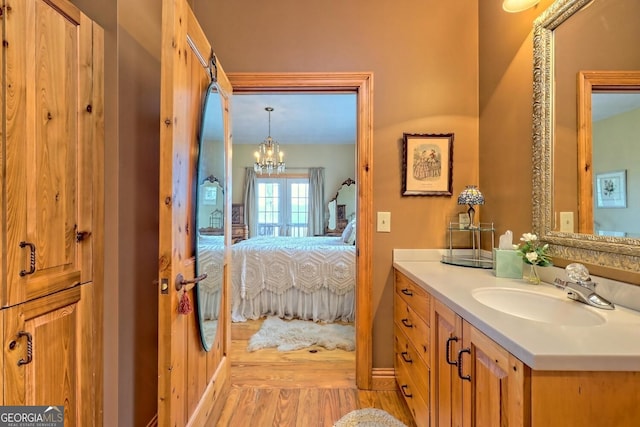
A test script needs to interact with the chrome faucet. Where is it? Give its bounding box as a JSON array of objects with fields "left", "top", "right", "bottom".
[{"left": 553, "top": 263, "right": 615, "bottom": 310}]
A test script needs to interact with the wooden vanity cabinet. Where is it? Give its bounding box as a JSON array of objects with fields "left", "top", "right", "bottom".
[
  {"left": 397, "top": 269, "right": 640, "bottom": 427},
  {"left": 394, "top": 271, "right": 431, "bottom": 426},
  {"left": 432, "top": 299, "right": 528, "bottom": 427}
]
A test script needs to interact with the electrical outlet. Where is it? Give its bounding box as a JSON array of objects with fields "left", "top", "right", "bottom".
[
  {"left": 377, "top": 212, "right": 391, "bottom": 232},
  {"left": 560, "top": 211, "right": 574, "bottom": 233}
]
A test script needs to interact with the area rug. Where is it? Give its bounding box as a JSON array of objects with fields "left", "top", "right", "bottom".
[
  {"left": 333, "top": 408, "right": 408, "bottom": 427},
  {"left": 247, "top": 316, "right": 355, "bottom": 352}
]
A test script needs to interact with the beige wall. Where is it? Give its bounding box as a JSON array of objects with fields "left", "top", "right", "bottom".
[
  {"left": 232, "top": 144, "right": 356, "bottom": 207},
  {"left": 478, "top": 0, "right": 555, "bottom": 245},
  {"left": 593, "top": 108, "right": 640, "bottom": 236},
  {"left": 196, "top": 0, "right": 480, "bottom": 367}
]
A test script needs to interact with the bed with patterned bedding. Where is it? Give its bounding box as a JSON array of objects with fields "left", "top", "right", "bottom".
[
  {"left": 230, "top": 236, "right": 356, "bottom": 323},
  {"left": 197, "top": 234, "right": 356, "bottom": 323}
]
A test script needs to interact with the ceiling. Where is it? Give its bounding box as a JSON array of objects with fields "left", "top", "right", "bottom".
[
  {"left": 231, "top": 93, "right": 357, "bottom": 145},
  {"left": 592, "top": 92, "right": 640, "bottom": 122}
]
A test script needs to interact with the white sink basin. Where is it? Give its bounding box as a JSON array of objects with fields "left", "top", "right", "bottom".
[{"left": 472, "top": 287, "right": 606, "bottom": 326}]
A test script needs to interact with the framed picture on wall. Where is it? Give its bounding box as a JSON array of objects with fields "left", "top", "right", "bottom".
[
  {"left": 596, "top": 170, "right": 627, "bottom": 208},
  {"left": 402, "top": 133, "right": 454, "bottom": 196}
]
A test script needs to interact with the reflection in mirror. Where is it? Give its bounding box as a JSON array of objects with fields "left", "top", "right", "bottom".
[
  {"left": 577, "top": 71, "right": 640, "bottom": 237},
  {"left": 195, "top": 82, "right": 225, "bottom": 351},
  {"left": 326, "top": 178, "right": 356, "bottom": 234},
  {"left": 533, "top": 0, "right": 640, "bottom": 273}
]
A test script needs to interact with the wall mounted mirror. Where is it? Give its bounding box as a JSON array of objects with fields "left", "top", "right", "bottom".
[
  {"left": 533, "top": 0, "right": 640, "bottom": 274},
  {"left": 327, "top": 178, "right": 356, "bottom": 234},
  {"left": 195, "top": 81, "right": 226, "bottom": 351}
]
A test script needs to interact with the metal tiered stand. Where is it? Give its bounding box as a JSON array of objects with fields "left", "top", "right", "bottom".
[{"left": 441, "top": 222, "right": 494, "bottom": 268}]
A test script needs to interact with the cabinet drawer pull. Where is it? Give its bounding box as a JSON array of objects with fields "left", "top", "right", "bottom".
[
  {"left": 19, "top": 241, "right": 36, "bottom": 276},
  {"left": 457, "top": 348, "right": 471, "bottom": 381},
  {"left": 401, "top": 318, "right": 413, "bottom": 328},
  {"left": 446, "top": 336, "right": 459, "bottom": 366},
  {"left": 401, "top": 288, "right": 413, "bottom": 296},
  {"left": 16, "top": 331, "right": 33, "bottom": 366},
  {"left": 400, "top": 384, "right": 413, "bottom": 398},
  {"left": 401, "top": 351, "right": 413, "bottom": 363}
]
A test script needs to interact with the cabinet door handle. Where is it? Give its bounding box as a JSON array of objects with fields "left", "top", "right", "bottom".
[
  {"left": 457, "top": 348, "right": 471, "bottom": 381},
  {"left": 400, "top": 384, "right": 413, "bottom": 398},
  {"left": 401, "top": 318, "right": 413, "bottom": 328},
  {"left": 401, "top": 351, "right": 413, "bottom": 364},
  {"left": 401, "top": 288, "right": 413, "bottom": 296},
  {"left": 12, "top": 331, "right": 33, "bottom": 366},
  {"left": 19, "top": 241, "right": 36, "bottom": 276},
  {"left": 446, "top": 336, "right": 459, "bottom": 366}
]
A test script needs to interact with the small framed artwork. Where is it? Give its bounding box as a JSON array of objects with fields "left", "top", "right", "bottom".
[
  {"left": 402, "top": 133, "right": 454, "bottom": 196},
  {"left": 596, "top": 170, "right": 627, "bottom": 208}
]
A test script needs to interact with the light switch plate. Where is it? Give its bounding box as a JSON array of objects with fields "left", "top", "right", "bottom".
[
  {"left": 377, "top": 212, "right": 391, "bottom": 232},
  {"left": 560, "top": 211, "right": 574, "bottom": 233}
]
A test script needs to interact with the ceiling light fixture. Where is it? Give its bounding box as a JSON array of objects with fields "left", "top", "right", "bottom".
[
  {"left": 502, "top": 0, "right": 540, "bottom": 13},
  {"left": 254, "top": 107, "right": 285, "bottom": 175}
]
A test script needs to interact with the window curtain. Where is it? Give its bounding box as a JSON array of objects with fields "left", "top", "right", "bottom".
[
  {"left": 308, "top": 167, "right": 325, "bottom": 236},
  {"left": 243, "top": 168, "right": 257, "bottom": 237}
]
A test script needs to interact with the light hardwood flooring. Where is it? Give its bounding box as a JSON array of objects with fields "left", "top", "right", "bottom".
[{"left": 214, "top": 319, "right": 416, "bottom": 426}]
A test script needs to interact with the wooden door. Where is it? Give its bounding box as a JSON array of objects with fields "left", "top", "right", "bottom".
[
  {"left": 4, "top": 0, "right": 96, "bottom": 307},
  {"left": 432, "top": 299, "right": 463, "bottom": 427},
  {"left": 158, "top": 0, "right": 232, "bottom": 425},
  {"left": 461, "top": 322, "right": 528, "bottom": 427}
]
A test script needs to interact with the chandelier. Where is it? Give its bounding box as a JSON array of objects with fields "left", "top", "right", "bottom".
[{"left": 254, "top": 107, "right": 285, "bottom": 175}]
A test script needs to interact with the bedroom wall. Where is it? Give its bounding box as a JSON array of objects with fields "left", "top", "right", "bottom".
[
  {"left": 195, "top": 0, "right": 480, "bottom": 368},
  {"left": 231, "top": 143, "right": 356, "bottom": 207}
]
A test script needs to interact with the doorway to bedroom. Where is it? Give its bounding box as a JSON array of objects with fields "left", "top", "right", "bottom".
[{"left": 227, "top": 72, "right": 374, "bottom": 388}]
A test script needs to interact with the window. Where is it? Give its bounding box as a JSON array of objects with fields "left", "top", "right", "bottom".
[{"left": 256, "top": 177, "right": 309, "bottom": 236}]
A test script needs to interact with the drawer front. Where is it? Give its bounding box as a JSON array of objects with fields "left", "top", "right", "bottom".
[
  {"left": 395, "top": 349, "right": 430, "bottom": 427},
  {"left": 395, "top": 293, "right": 430, "bottom": 366},
  {"left": 395, "top": 324, "right": 429, "bottom": 394},
  {"left": 395, "top": 271, "right": 430, "bottom": 324}
]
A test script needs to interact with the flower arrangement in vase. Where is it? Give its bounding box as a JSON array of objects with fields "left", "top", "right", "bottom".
[{"left": 514, "top": 233, "right": 552, "bottom": 284}]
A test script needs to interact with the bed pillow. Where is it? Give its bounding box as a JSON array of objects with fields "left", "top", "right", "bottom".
[
  {"left": 341, "top": 220, "right": 354, "bottom": 243},
  {"left": 346, "top": 221, "right": 357, "bottom": 245}
]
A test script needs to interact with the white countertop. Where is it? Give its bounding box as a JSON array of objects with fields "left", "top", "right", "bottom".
[{"left": 393, "top": 250, "right": 640, "bottom": 371}]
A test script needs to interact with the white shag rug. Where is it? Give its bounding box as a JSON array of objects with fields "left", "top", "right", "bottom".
[
  {"left": 247, "top": 316, "right": 355, "bottom": 352},
  {"left": 333, "top": 408, "right": 408, "bottom": 427}
]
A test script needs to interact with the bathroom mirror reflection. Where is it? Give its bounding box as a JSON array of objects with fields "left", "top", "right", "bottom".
[
  {"left": 195, "top": 82, "right": 226, "bottom": 351},
  {"left": 532, "top": 0, "right": 640, "bottom": 272}
]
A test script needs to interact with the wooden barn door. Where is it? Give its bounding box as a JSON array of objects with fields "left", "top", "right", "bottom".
[{"left": 158, "top": 0, "right": 232, "bottom": 425}]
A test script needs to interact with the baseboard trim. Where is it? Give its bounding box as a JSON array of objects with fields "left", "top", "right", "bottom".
[{"left": 371, "top": 368, "right": 398, "bottom": 391}]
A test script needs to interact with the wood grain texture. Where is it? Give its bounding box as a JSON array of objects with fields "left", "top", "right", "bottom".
[
  {"left": 2, "top": 1, "right": 103, "bottom": 425},
  {"left": 158, "top": 0, "right": 231, "bottom": 425},
  {"left": 207, "top": 319, "right": 415, "bottom": 426}
]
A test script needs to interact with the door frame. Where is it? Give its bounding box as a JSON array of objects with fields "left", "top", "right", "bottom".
[{"left": 227, "top": 72, "right": 374, "bottom": 389}]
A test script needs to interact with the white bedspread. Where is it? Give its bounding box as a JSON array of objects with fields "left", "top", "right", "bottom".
[
  {"left": 196, "top": 235, "right": 355, "bottom": 323},
  {"left": 231, "top": 236, "right": 356, "bottom": 323},
  {"left": 197, "top": 235, "right": 224, "bottom": 321}
]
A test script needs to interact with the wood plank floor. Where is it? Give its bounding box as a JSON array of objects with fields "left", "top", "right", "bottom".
[{"left": 213, "top": 319, "right": 416, "bottom": 427}]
